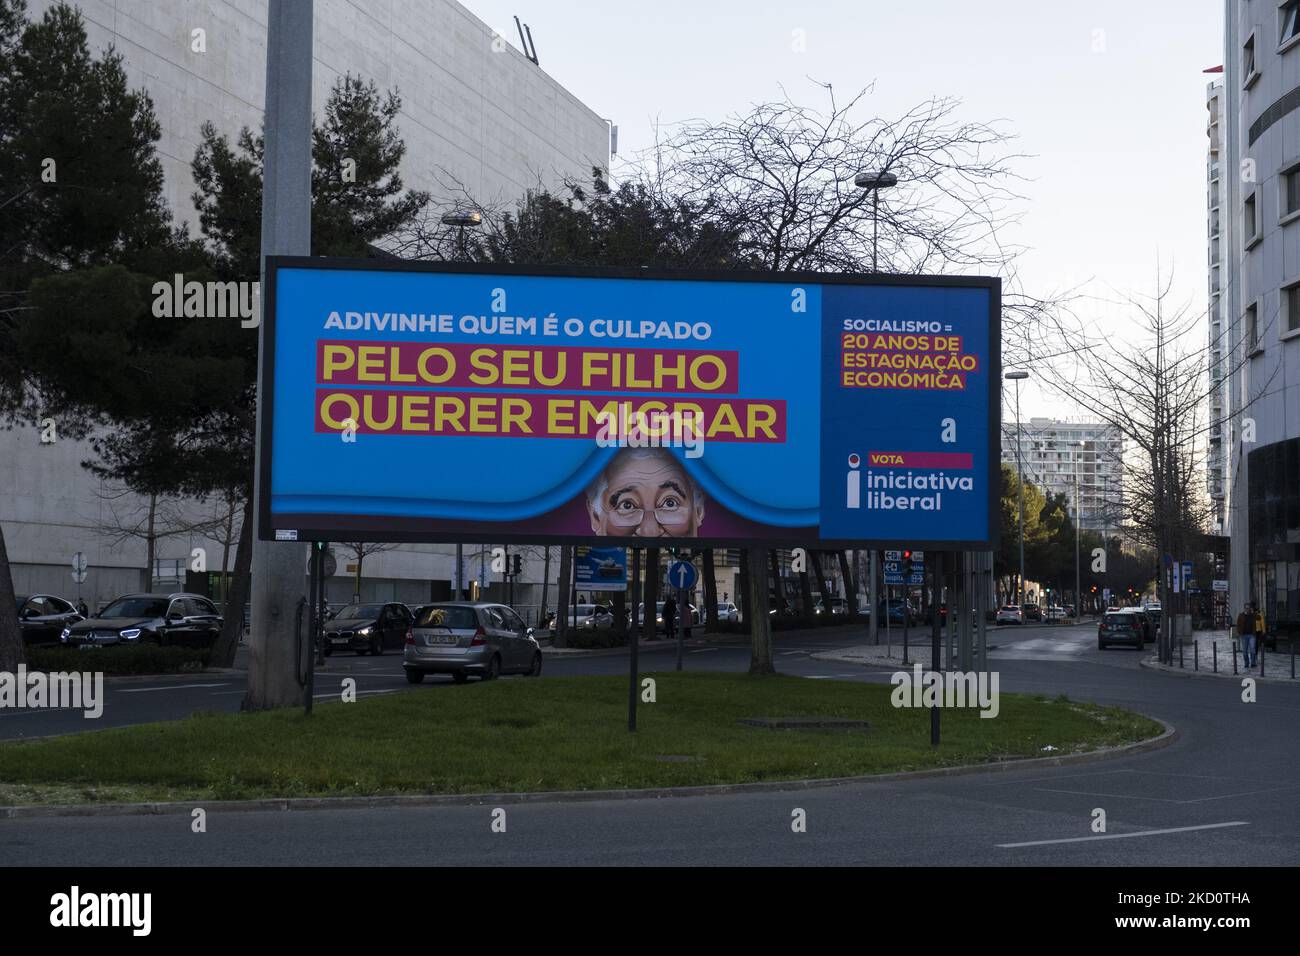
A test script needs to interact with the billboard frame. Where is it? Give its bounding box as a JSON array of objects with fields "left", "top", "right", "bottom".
[{"left": 258, "top": 256, "right": 1001, "bottom": 550}]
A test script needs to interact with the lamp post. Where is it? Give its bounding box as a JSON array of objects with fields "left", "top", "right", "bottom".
[
  {"left": 1074, "top": 440, "right": 1085, "bottom": 619},
  {"left": 441, "top": 210, "right": 483, "bottom": 259},
  {"left": 854, "top": 170, "right": 898, "bottom": 271},
  {"left": 1005, "top": 371, "right": 1029, "bottom": 606}
]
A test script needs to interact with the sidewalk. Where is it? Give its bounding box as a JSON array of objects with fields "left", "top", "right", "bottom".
[{"left": 1143, "top": 633, "right": 1298, "bottom": 683}]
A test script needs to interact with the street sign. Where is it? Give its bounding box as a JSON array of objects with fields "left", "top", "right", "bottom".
[
  {"left": 71, "top": 569, "right": 87, "bottom": 584},
  {"left": 1212, "top": 579, "right": 1228, "bottom": 592},
  {"left": 1182, "top": 561, "right": 1193, "bottom": 590},
  {"left": 71, "top": 551, "right": 87, "bottom": 573},
  {"left": 666, "top": 559, "right": 698, "bottom": 592}
]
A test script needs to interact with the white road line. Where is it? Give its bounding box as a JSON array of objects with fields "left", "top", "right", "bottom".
[
  {"left": 689, "top": 648, "right": 717, "bottom": 654},
  {"left": 118, "top": 683, "right": 230, "bottom": 693},
  {"left": 311, "top": 688, "right": 398, "bottom": 700},
  {"left": 997, "top": 821, "right": 1249, "bottom": 848}
]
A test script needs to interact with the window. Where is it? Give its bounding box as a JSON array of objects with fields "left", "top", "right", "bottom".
[
  {"left": 1245, "top": 191, "right": 1260, "bottom": 244},
  {"left": 1284, "top": 281, "right": 1300, "bottom": 334},
  {"left": 1244, "top": 33, "right": 1260, "bottom": 86},
  {"left": 1282, "top": 160, "right": 1300, "bottom": 220},
  {"left": 1282, "top": 1, "right": 1300, "bottom": 49},
  {"left": 1246, "top": 303, "right": 1260, "bottom": 351}
]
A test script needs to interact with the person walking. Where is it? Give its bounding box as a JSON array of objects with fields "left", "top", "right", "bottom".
[
  {"left": 1254, "top": 604, "right": 1268, "bottom": 656},
  {"left": 1236, "top": 602, "right": 1258, "bottom": 669},
  {"left": 662, "top": 593, "right": 678, "bottom": 643}
]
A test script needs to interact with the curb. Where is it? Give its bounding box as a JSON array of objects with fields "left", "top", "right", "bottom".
[
  {"left": 1139, "top": 656, "right": 1297, "bottom": 684},
  {"left": 0, "top": 714, "right": 1178, "bottom": 819}
]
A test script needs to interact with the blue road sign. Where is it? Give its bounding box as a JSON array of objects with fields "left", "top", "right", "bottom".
[{"left": 666, "top": 559, "right": 698, "bottom": 591}]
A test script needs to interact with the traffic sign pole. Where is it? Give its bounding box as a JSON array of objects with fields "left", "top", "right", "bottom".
[{"left": 931, "top": 553, "right": 943, "bottom": 746}]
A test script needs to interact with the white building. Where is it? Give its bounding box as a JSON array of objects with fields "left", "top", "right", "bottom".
[
  {"left": 1000, "top": 418, "right": 1124, "bottom": 534},
  {"left": 1220, "top": 0, "right": 1300, "bottom": 637},
  {"left": 1, "top": 0, "right": 610, "bottom": 614},
  {"left": 1206, "top": 77, "right": 1229, "bottom": 526}
]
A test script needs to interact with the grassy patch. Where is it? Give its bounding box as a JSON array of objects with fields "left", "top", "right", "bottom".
[{"left": 0, "top": 673, "right": 1162, "bottom": 806}]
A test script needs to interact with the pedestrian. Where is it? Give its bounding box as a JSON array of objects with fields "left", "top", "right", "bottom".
[
  {"left": 1236, "top": 602, "right": 1258, "bottom": 669},
  {"left": 662, "top": 593, "right": 677, "bottom": 643},
  {"left": 1254, "top": 604, "right": 1267, "bottom": 656},
  {"left": 76, "top": 598, "right": 88, "bottom": 618}
]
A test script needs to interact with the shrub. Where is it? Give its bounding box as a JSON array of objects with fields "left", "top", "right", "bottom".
[
  {"left": 561, "top": 628, "right": 629, "bottom": 649},
  {"left": 25, "top": 645, "right": 211, "bottom": 675}
]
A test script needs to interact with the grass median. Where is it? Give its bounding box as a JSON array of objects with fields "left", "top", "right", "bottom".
[{"left": 0, "top": 672, "right": 1163, "bottom": 806}]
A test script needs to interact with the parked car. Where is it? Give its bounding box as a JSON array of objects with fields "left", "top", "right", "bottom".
[
  {"left": 16, "top": 594, "right": 83, "bottom": 646},
  {"left": 815, "top": 596, "right": 849, "bottom": 616},
  {"left": 1021, "top": 604, "right": 1043, "bottom": 622},
  {"left": 567, "top": 603, "right": 616, "bottom": 630},
  {"left": 404, "top": 602, "right": 541, "bottom": 683},
  {"left": 1098, "top": 609, "right": 1145, "bottom": 650},
  {"left": 877, "top": 598, "right": 914, "bottom": 626},
  {"left": 322, "top": 601, "right": 413, "bottom": 656},
  {"left": 1043, "top": 606, "right": 1067, "bottom": 621},
  {"left": 61, "top": 592, "right": 222, "bottom": 649},
  {"left": 714, "top": 601, "right": 741, "bottom": 623},
  {"left": 996, "top": 605, "right": 1025, "bottom": 625}
]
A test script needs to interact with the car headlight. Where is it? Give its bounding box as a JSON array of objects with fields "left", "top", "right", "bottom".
[
  {"left": 60, "top": 627, "right": 71, "bottom": 642},
  {"left": 358, "top": 626, "right": 372, "bottom": 636},
  {"left": 120, "top": 628, "right": 141, "bottom": 640}
]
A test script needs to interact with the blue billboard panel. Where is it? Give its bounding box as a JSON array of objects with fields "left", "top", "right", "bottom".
[
  {"left": 259, "top": 260, "right": 999, "bottom": 548},
  {"left": 575, "top": 546, "right": 628, "bottom": 592}
]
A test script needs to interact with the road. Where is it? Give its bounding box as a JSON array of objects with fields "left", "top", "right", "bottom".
[{"left": 3, "top": 621, "right": 1297, "bottom": 865}]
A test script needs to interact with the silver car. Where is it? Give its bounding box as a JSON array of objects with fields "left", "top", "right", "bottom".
[{"left": 403, "top": 602, "right": 541, "bottom": 684}]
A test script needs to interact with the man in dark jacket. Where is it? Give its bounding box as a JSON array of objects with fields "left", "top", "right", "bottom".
[
  {"left": 1236, "top": 603, "right": 1258, "bottom": 668},
  {"left": 662, "top": 594, "right": 678, "bottom": 642}
]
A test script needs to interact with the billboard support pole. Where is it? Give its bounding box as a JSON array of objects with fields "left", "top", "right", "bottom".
[
  {"left": 247, "top": 0, "right": 313, "bottom": 711},
  {"left": 868, "top": 550, "right": 879, "bottom": 646},
  {"left": 628, "top": 548, "right": 640, "bottom": 732},
  {"left": 931, "top": 553, "right": 943, "bottom": 746}
]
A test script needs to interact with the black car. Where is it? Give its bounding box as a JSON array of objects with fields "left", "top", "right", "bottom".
[
  {"left": 62, "top": 592, "right": 223, "bottom": 649},
  {"left": 1098, "top": 610, "right": 1145, "bottom": 650},
  {"left": 16, "top": 594, "right": 84, "bottom": 646},
  {"left": 322, "top": 602, "right": 413, "bottom": 656}
]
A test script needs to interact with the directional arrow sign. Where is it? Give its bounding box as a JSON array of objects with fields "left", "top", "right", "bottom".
[{"left": 71, "top": 551, "right": 88, "bottom": 573}]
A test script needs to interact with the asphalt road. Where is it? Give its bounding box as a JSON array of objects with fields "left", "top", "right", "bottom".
[{"left": 4, "top": 621, "right": 1298, "bottom": 865}]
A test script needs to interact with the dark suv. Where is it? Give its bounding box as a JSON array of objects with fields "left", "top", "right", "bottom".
[
  {"left": 62, "top": 592, "right": 222, "bottom": 649},
  {"left": 16, "top": 594, "right": 84, "bottom": 646}
]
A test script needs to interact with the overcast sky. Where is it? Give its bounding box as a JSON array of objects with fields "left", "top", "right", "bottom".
[{"left": 468, "top": 0, "right": 1224, "bottom": 420}]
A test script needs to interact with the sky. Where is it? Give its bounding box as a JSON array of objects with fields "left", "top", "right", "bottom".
[{"left": 466, "top": 0, "right": 1225, "bottom": 420}]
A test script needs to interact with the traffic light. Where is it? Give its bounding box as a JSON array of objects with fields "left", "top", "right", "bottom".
[{"left": 901, "top": 550, "right": 913, "bottom": 578}]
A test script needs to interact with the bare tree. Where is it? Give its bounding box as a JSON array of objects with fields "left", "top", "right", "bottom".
[
  {"left": 340, "top": 542, "right": 397, "bottom": 601},
  {"left": 1028, "top": 267, "right": 1275, "bottom": 661},
  {"left": 84, "top": 487, "right": 223, "bottom": 590}
]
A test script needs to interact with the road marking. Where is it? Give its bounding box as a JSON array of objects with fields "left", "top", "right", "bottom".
[
  {"left": 311, "top": 688, "right": 398, "bottom": 700},
  {"left": 689, "top": 648, "right": 717, "bottom": 654},
  {"left": 997, "top": 821, "right": 1248, "bottom": 848},
  {"left": 1032, "top": 787, "right": 1178, "bottom": 803},
  {"left": 118, "top": 683, "right": 230, "bottom": 693}
]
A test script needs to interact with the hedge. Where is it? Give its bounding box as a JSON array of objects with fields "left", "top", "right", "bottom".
[{"left": 24, "top": 645, "right": 212, "bottom": 675}]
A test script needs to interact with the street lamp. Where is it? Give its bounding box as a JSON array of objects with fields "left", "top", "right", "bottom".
[
  {"left": 1074, "top": 439, "right": 1086, "bottom": 619},
  {"left": 1005, "top": 371, "right": 1030, "bottom": 607},
  {"left": 441, "top": 210, "right": 483, "bottom": 259},
  {"left": 854, "top": 170, "right": 898, "bottom": 272}
]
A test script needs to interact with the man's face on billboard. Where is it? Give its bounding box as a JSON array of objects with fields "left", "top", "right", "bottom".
[{"left": 590, "top": 453, "right": 703, "bottom": 537}]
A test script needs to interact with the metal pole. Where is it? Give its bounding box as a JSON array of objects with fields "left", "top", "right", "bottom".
[
  {"left": 455, "top": 543, "right": 463, "bottom": 600},
  {"left": 868, "top": 550, "right": 879, "bottom": 646},
  {"left": 1015, "top": 380, "right": 1026, "bottom": 606},
  {"left": 304, "top": 543, "right": 320, "bottom": 716},
  {"left": 247, "top": 0, "right": 314, "bottom": 710},
  {"left": 1074, "top": 459, "right": 1081, "bottom": 623},
  {"left": 872, "top": 190, "right": 879, "bottom": 272},
  {"left": 930, "top": 554, "right": 942, "bottom": 746},
  {"left": 628, "top": 548, "right": 640, "bottom": 732}
]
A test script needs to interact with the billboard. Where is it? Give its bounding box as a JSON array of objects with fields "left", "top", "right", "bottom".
[
  {"left": 574, "top": 546, "right": 628, "bottom": 592},
  {"left": 259, "top": 259, "right": 999, "bottom": 548}
]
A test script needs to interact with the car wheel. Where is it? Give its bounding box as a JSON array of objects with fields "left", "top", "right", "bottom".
[
  {"left": 370, "top": 634, "right": 383, "bottom": 656},
  {"left": 527, "top": 652, "right": 542, "bottom": 677},
  {"left": 405, "top": 668, "right": 424, "bottom": 684},
  {"left": 481, "top": 655, "right": 500, "bottom": 681},
  {"left": 452, "top": 670, "right": 469, "bottom": 684},
  {"left": 1098, "top": 641, "right": 1107, "bottom": 650}
]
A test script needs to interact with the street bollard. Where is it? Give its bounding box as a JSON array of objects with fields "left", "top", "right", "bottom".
[
  {"left": 1195, "top": 640, "right": 1199, "bottom": 671},
  {"left": 1179, "top": 634, "right": 1184, "bottom": 668},
  {"left": 1213, "top": 641, "right": 1218, "bottom": 672},
  {"left": 1233, "top": 640, "right": 1238, "bottom": 675},
  {"left": 1260, "top": 645, "right": 1265, "bottom": 678}
]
